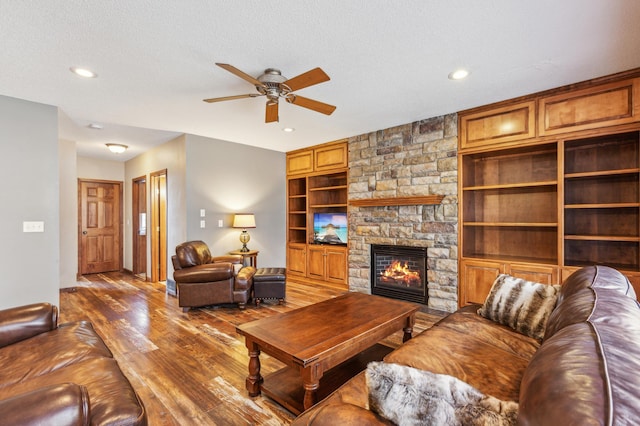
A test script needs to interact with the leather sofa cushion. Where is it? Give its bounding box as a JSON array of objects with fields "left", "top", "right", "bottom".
[
  {"left": 173, "top": 263, "right": 234, "bottom": 283},
  {"left": 0, "top": 321, "right": 112, "bottom": 388},
  {"left": 384, "top": 306, "right": 539, "bottom": 402},
  {"left": 519, "top": 283, "right": 640, "bottom": 425},
  {"left": 0, "top": 357, "right": 146, "bottom": 426},
  {"left": 175, "top": 240, "right": 212, "bottom": 267}
]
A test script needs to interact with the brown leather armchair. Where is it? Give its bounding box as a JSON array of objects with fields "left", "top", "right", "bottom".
[{"left": 172, "top": 240, "right": 256, "bottom": 312}]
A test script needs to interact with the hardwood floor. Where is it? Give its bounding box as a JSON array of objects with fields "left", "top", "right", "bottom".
[{"left": 59, "top": 272, "right": 446, "bottom": 425}]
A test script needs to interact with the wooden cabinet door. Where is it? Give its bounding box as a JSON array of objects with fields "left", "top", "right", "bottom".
[
  {"left": 539, "top": 77, "right": 640, "bottom": 136},
  {"left": 307, "top": 245, "right": 326, "bottom": 280},
  {"left": 314, "top": 141, "right": 348, "bottom": 171},
  {"left": 459, "top": 259, "right": 504, "bottom": 306},
  {"left": 325, "top": 246, "right": 347, "bottom": 284},
  {"left": 287, "top": 244, "right": 307, "bottom": 276},
  {"left": 459, "top": 101, "right": 536, "bottom": 150},
  {"left": 287, "top": 150, "right": 314, "bottom": 175},
  {"left": 507, "top": 263, "right": 559, "bottom": 285}
]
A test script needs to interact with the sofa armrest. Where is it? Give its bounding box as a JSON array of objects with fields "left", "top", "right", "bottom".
[
  {"left": 0, "top": 383, "right": 90, "bottom": 426},
  {"left": 235, "top": 266, "right": 257, "bottom": 291},
  {"left": 293, "top": 403, "right": 392, "bottom": 426},
  {"left": 0, "top": 303, "right": 58, "bottom": 348}
]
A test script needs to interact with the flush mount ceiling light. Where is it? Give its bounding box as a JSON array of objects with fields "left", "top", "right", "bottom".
[
  {"left": 282, "top": 127, "right": 295, "bottom": 132},
  {"left": 70, "top": 67, "right": 97, "bottom": 78},
  {"left": 88, "top": 123, "right": 103, "bottom": 130},
  {"left": 106, "top": 143, "right": 128, "bottom": 154},
  {"left": 448, "top": 69, "right": 470, "bottom": 80}
]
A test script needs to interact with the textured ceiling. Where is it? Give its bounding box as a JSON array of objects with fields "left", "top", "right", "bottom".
[{"left": 1, "top": 1, "right": 639, "bottom": 161}]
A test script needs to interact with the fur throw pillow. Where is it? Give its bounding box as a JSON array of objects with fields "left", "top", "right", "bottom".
[
  {"left": 366, "top": 362, "right": 518, "bottom": 426},
  {"left": 477, "top": 274, "right": 561, "bottom": 341}
]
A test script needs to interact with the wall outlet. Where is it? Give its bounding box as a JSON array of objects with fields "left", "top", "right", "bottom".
[
  {"left": 218, "top": 219, "right": 223, "bottom": 228},
  {"left": 200, "top": 220, "right": 206, "bottom": 228}
]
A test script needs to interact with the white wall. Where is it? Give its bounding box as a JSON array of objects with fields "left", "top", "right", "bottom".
[
  {"left": 0, "top": 95, "right": 59, "bottom": 309},
  {"left": 77, "top": 157, "right": 125, "bottom": 181}
]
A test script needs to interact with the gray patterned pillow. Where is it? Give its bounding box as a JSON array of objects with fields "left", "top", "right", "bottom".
[
  {"left": 366, "top": 361, "right": 518, "bottom": 426},
  {"left": 478, "top": 274, "right": 561, "bottom": 341}
]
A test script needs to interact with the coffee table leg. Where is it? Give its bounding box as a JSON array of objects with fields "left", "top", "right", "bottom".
[
  {"left": 402, "top": 313, "right": 416, "bottom": 342},
  {"left": 301, "top": 365, "right": 321, "bottom": 411},
  {"left": 246, "top": 341, "right": 263, "bottom": 397}
]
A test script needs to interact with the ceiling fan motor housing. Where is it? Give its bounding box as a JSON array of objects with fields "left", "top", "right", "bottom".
[{"left": 257, "top": 68, "right": 289, "bottom": 101}]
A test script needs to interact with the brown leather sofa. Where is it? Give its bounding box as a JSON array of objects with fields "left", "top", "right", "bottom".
[
  {"left": 0, "top": 302, "right": 146, "bottom": 425},
  {"left": 293, "top": 265, "right": 640, "bottom": 425},
  {"left": 172, "top": 240, "right": 257, "bottom": 311}
]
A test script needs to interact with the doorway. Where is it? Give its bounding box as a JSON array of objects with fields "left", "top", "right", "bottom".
[
  {"left": 78, "top": 179, "right": 123, "bottom": 275},
  {"left": 132, "top": 176, "right": 147, "bottom": 279},
  {"left": 150, "top": 170, "right": 167, "bottom": 282}
]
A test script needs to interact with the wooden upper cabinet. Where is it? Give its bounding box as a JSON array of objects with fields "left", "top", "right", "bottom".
[
  {"left": 287, "top": 140, "right": 348, "bottom": 175},
  {"left": 314, "top": 141, "right": 348, "bottom": 171},
  {"left": 459, "top": 101, "right": 536, "bottom": 150},
  {"left": 539, "top": 77, "right": 640, "bottom": 136},
  {"left": 287, "top": 150, "right": 314, "bottom": 175}
]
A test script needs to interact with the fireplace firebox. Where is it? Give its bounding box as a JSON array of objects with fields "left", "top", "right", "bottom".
[{"left": 371, "top": 244, "right": 428, "bottom": 304}]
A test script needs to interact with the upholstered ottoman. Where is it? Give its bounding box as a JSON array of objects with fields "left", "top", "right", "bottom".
[{"left": 253, "top": 267, "right": 286, "bottom": 306}]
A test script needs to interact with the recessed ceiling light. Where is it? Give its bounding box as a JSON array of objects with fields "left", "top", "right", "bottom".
[
  {"left": 70, "top": 67, "right": 97, "bottom": 78},
  {"left": 282, "top": 127, "right": 295, "bottom": 132},
  {"left": 448, "top": 69, "right": 469, "bottom": 80},
  {"left": 106, "top": 143, "right": 128, "bottom": 154},
  {"left": 88, "top": 123, "right": 103, "bottom": 130}
]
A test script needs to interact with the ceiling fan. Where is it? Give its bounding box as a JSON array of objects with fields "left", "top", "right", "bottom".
[{"left": 203, "top": 63, "right": 336, "bottom": 123}]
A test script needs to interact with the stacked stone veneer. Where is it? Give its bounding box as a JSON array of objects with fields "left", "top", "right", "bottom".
[{"left": 348, "top": 113, "right": 459, "bottom": 312}]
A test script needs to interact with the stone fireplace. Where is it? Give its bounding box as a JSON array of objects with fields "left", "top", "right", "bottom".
[
  {"left": 371, "top": 244, "right": 428, "bottom": 304},
  {"left": 348, "top": 114, "right": 459, "bottom": 312}
]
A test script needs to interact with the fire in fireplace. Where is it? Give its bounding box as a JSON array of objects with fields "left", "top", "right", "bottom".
[{"left": 371, "top": 244, "right": 428, "bottom": 304}]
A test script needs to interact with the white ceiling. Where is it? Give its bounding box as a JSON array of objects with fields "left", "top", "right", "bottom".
[{"left": 1, "top": 1, "right": 639, "bottom": 161}]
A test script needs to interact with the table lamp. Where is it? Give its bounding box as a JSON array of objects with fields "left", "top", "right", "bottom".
[{"left": 233, "top": 213, "right": 256, "bottom": 252}]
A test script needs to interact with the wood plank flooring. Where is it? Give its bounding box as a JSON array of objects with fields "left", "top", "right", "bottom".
[{"left": 59, "top": 272, "right": 446, "bottom": 425}]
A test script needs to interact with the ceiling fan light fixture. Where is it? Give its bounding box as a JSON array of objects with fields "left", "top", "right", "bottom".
[
  {"left": 448, "top": 69, "right": 470, "bottom": 80},
  {"left": 106, "top": 143, "right": 128, "bottom": 154}
]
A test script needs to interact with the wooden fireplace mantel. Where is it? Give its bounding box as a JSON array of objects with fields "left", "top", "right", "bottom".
[{"left": 348, "top": 195, "right": 445, "bottom": 207}]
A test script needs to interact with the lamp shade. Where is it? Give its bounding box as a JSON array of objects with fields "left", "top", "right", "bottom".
[{"left": 233, "top": 213, "right": 256, "bottom": 229}]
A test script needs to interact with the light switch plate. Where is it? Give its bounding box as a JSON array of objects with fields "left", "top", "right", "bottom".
[
  {"left": 218, "top": 219, "right": 223, "bottom": 227},
  {"left": 23, "top": 221, "right": 45, "bottom": 232},
  {"left": 200, "top": 220, "right": 206, "bottom": 228},
  {"left": 200, "top": 209, "right": 206, "bottom": 217}
]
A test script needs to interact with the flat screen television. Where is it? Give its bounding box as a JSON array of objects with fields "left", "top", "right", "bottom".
[{"left": 313, "top": 212, "right": 348, "bottom": 245}]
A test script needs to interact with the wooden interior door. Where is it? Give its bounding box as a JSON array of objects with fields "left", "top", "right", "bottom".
[
  {"left": 79, "top": 179, "right": 122, "bottom": 275},
  {"left": 132, "top": 176, "right": 147, "bottom": 277},
  {"left": 150, "top": 170, "right": 167, "bottom": 282}
]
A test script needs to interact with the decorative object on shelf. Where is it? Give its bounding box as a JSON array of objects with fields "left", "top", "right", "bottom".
[
  {"left": 233, "top": 213, "right": 256, "bottom": 252},
  {"left": 106, "top": 143, "right": 128, "bottom": 154}
]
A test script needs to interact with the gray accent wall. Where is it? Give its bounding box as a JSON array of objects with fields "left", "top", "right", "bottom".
[
  {"left": 184, "top": 134, "right": 286, "bottom": 269},
  {"left": 0, "top": 95, "right": 60, "bottom": 309}
]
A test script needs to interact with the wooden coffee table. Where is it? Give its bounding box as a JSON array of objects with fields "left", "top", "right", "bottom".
[{"left": 236, "top": 292, "right": 419, "bottom": 414}]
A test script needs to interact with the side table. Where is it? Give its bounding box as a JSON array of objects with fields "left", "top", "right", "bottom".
[{"left": 229, "top": 249, "right": 259, "bottom": 268}]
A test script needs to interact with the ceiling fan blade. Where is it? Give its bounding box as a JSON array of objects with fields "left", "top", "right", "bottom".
[
  {"left": 203, "top": 94, "right": 261, "bottom": 103},
  {"left": 215, "top": 63, "right": 265, "bottom": 88},
  {"left": 282, "top": 67, "right": 330, "bottom": 92},
  {"left": 265, "top": 101, "right": 279, "bottom": 123},
  {"left": 286, "top": 95, "right": 336, "bottom": 115}
]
